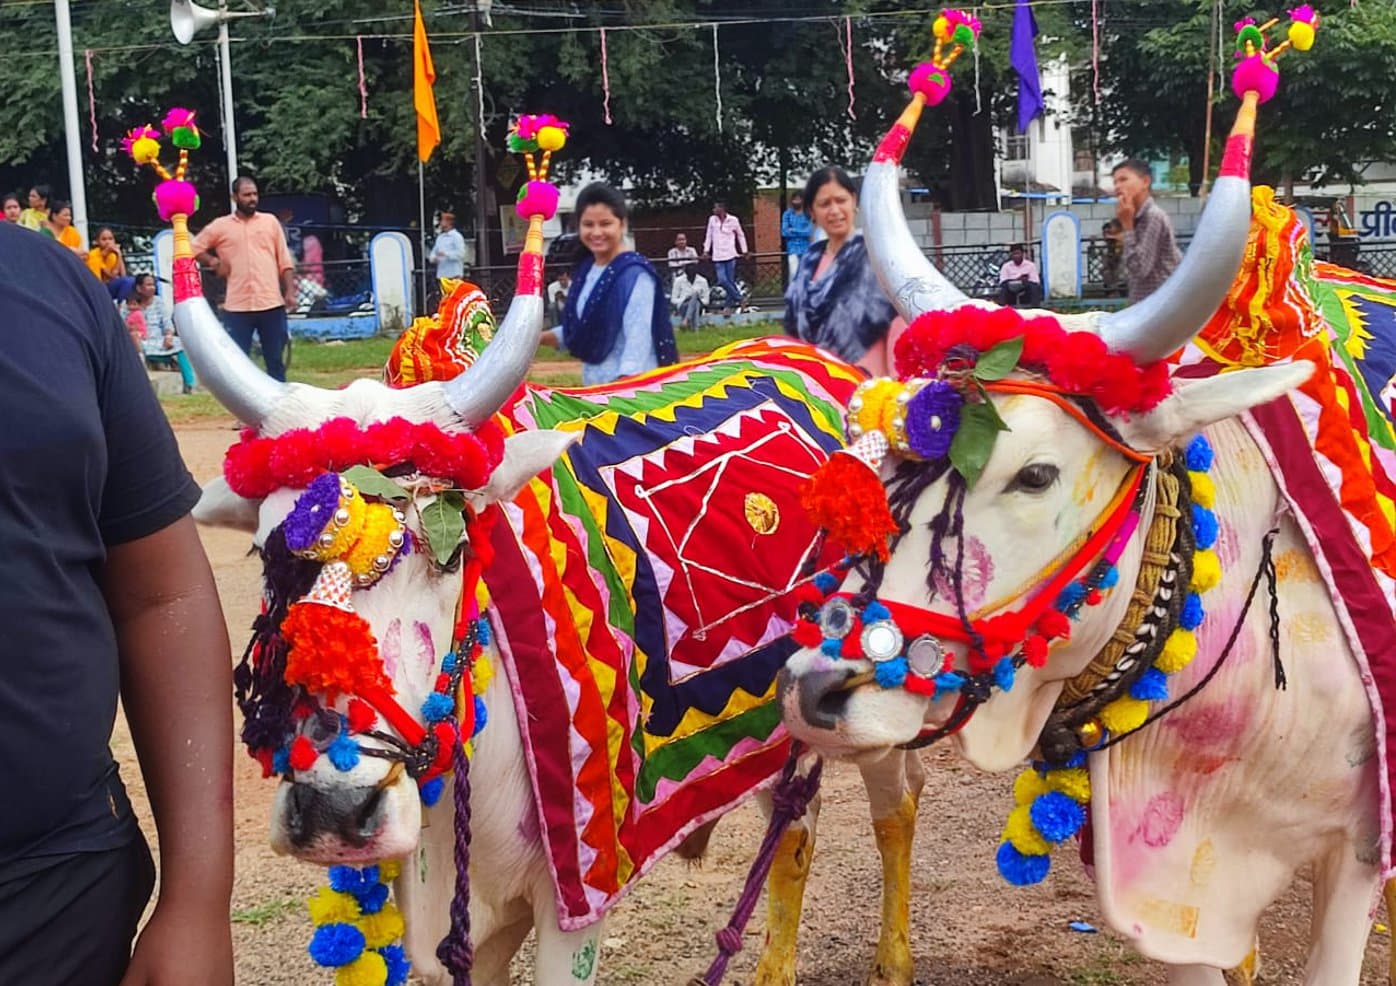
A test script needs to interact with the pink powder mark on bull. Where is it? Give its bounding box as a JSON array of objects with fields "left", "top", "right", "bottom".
[
  {"left": 932, "top": 535, "right": 994, "bottom": 610},
  {"left": 1165, "top": 694, "right": 1252, "bottom": 748},
  {"left": 1214, "top": 518, "right": 1242, "bottom": 568},
  {"left": 380, "top": 618, "right": 402, "bottom": 679},
  {"left": 1135, "top": 792, "right": 1185, "bottom": 849},
  {"left": 414, "top": 620, "right": 437, "bottom": 674}
]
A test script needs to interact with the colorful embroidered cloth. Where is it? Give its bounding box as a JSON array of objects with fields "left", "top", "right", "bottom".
[
  {"left": 482, "top": 338, "right": 860, "bottom": 929},
  {"left": 1182, "top": 187, "right": 1396, "bottom": 877},
  {"left": 383, "top": 279, "right": 496, "bottom": 387}
]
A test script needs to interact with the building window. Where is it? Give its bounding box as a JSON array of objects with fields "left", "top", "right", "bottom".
[{"left": 1004, "top": 133, "right": 1029, "bottom": 162}]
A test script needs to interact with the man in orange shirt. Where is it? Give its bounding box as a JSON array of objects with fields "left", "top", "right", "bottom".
[{"left": 192, "top": 176, "right": 296, "bottom": 381}]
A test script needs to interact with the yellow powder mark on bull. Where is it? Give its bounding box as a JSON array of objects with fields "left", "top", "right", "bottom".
[
  {"left": 870, "top": 791, "right": 918, "bottom": 986},
  {"left": 1136, "top": 896, "right": 1200, "bottom": 938},
  {"left": 1189, "top": 839, "right": 1217, "bottom": 889},
  {"left": 752, "top": 824, "right": 815, "bottom": 986},
  {"left": 1273, "top": 547, "right": 1320, "bottom": 584},
  {"left": 1288, "top": 612, "right": 1333, "bottom": 646},
  {"left": 1072, "top": 449, "right": 1105, "bottom": 507}
]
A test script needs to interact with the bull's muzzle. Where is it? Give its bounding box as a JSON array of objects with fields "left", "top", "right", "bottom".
[
  {"left": 777, "top": 665, "right": 858, "bottom": 731},
  {"left": 285, "top": 782, "right": 388, "bottom": 850}
]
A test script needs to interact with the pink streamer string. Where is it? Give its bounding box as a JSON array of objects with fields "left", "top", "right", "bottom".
[
  {"left": 1091, "top": 0, "right": 1100, "bottom": 104},
  {"left": 85, "top": 49, "right": 98, "bottom": 152},
  {"left": 600, "top": 27, "right": 613, "bottom": 125},
  {"left": 843, "top": 16, "right": 856, "bottom": 121},
  {"left": 357, "top": 36, "right": 367, "bottom": 119}
]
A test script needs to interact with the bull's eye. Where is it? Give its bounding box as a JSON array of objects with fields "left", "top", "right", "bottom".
[
  {"left": 1009, "top": 462, "right": 1059, "bottom": 494},
  {"left": 818, "top": 598, "right": 855, "bottom": 639}
]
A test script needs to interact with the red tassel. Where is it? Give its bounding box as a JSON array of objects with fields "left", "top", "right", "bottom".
[
  {"left": 792, "top": 620, "right": 822, "bottom": 648},
  {"left": 801, "top": 452, "right": 897, "bottom": 562},
  {"left": 1022, "top": 634, "right": 1049, "bottom": 668},
  {"left": 289, "top": 735, "right": 318, "bottom": 771},
  {"left": 431, "top": 721, "right": 458, "bottom": 769},
  {"left": 283, "top": 602, "right": 394, "bottom": 703},
  {"left": 346, "top": 698, "right": 378, "bottom": 734},
  {"left": 1036, "top": 609, "right": 1071, "bottom": 641},
  {"left": 1085, "top": 588, "right": 1103, "bottom": 606}
]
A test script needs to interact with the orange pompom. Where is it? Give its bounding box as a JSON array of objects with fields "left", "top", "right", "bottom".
[
  {"left": 283, "top": 602, "right": 394, "bottom": 703},
  {"left": 801, "top": 452, "right": 898, "bottom": 562}
]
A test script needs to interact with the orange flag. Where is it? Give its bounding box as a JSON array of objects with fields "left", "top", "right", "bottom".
[{"left": 413, "top": 0, "right": 440, "bottom": 162}]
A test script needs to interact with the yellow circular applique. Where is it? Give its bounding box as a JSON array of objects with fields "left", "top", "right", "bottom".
[{"left": 743, "top": 492, "right": 780, "bottom": 535}]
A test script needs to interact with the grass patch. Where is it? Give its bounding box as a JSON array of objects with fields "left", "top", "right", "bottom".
[
  {"left": 231, "top": 897, "right": 301, "bottom": 927},
  {"left": 160, "top": 391, "right": 232, "bottom": 424}
]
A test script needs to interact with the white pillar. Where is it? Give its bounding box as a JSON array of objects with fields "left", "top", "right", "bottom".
[
  {"left": 217, "top": 14, "right": 239, "bottom": 196},
  {"left": 54, "top": 0, "right": 89, "bottom": 247}
]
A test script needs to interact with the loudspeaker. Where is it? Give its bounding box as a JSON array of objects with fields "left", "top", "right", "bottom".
[{"left": 170, "top": 0, "right": 221, "bottom": 45}]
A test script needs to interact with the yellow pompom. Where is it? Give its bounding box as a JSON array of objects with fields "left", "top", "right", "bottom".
[
  {"left": 1098, "top": 696, "right": 1150, "bottom": 735},
  {"left": 131, "top": 136, "right": 162, "bottom": 165},
  {"left": 344, "top": 502, "right": 402, "bottom": 578},
  {"left": 1288, "top": 21, "right": 1315, "bottom": 51},
  {"left": 932, "top": 14, "right": 949, "bottom": 40},
  {"left": 358, "top": 903, "right": 406, "bottom": 950},
  {"left": 307, "top": 887, "right": 361, "bottom": 926},
  {"left": 1189, "top": 471, "right": 1216, "bottom": 509},
  {"left": 335, "top": 951, "right": 387, "bottom": 986},
  {"left": 1155, "top": 628, "right": 1198, "bottom": 674},
  {"left": 307, "top": 487, "right": 367, "bottom": 562},
  {"left": 378, "top": 859, "right": 401, "bottom": 882},
  {"left": 1013, "top": 769, "right": 1050, "bottom": 806},
  {"left": 1003, "top": 805, "right": 1051, "bottom": 856},
  {"left": 1044, "top": 767, "right": 1091, "bottom": 804},
  {"left": 536, "top": 126, "right": 567, "bottom": 152},
  {"left": 473, "top": 653, "right": 495, "bottom": 695},
  {"left": 852, "top": 379, "right": 901, "bottom": 438},
  {"left": 1191, "top": 549, "right": 1221, "bottom": 593}
]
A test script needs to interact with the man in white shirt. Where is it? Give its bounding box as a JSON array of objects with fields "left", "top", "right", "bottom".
[
  {"left": 429, "top": 210, "right": 467, "bottom": 280},
  {"left": 997, "top": 243, "right": 1041, "bottom": 307},
  {"left": 702, "top": 200, "right": 748, "bottom": 315},
  {"left": 546, "top": 270, "right": 571, "bottom": 327},
  {"left": 670, "top": 264, "right": 710, "bottom": 330},
  {"left": 666, "top": 233, "right": 698, "bottom": 286}
]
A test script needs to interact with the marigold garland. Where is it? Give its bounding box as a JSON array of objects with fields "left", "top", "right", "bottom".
[
  {"left": 225, "top": 416, "right": 506, "bottom": 499},
  {"left": 996, "top": 435, "right": 1221, "bottom": 886},
  {"left": 307, "top": 861, "right": 410, "bottom": 986}
]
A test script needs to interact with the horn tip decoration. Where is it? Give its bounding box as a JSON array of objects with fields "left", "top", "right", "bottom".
[
  {"left": 1230, "top": 7, "right": 1318, "bottom": 106},
  {"left": 508, "top": 113, "right": 570, "bottom": 297},
  {"left": 877, "top": 10, "right": 979, "bottom": 164}
]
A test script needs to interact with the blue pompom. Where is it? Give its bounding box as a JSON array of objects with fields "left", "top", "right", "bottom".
[
  {"left": 472, "top": 695, "right": 488, "bottom": 736},
  {"left": 1064, "top": 751, "right": 1088, "bottom": 768},
  {"left": 1130, "top": 667, "right": 1171, "bottom": 701},
  {"left": 419, "top": 776, "right": 445, "bottom": 807},
  {"left": 421, "top": 692, "right": 455, "bottom": 723},
  {"left": 933, "top": 671, "right": 965, "bottom": 693},
  {"left": 996, "top": 841, "right": 1051, "bottom": 886},
  {"left": 380, "top": 944, "right": 412, "bottom": 986},
  {"left": 1097, "top": 565, "right": 1120, "bottom": 590},
  {"left": 875, "top": 655, "right": 909, "bottom": 689},
  {"left": 328, "top": 865, "right": 362, "bottom": 894},
  {"left": 476, "top": 618, "right": 491, "bottom": 646},
  {"left": 308, "top": 923, "right": 366, "bottom": 967},
  {"left": 813, "top": 572, "right": 839, "bottom": 594},
  {"left": 327, "top": 734, "right": 361, "bottom": 772},
  {"left": 1192, "top": 505, "right": 1219, "bottom": 550},
  {"left": 272, "top": 746, "right": 290, "bottom": 775},
  {"left": 1185, "top": 435, "right": 1214, "bottom": 473},
  {"left": 820, "top": 637, "right": 844, "bottom": 657},
  {"left": 1029, "top": 790, "right": 1087, "bottom": 843},
  {"left": 440, "top": 651, "right": 459, "bottom": 675},
  {"left": 353, "top": 880, "right": 390, "bottom": 915},
  {"left": 1055, "top": 582, "right": 1087, "bottom": 612},
  {"left": 992, "top": 656, "right": 1016, "bottom": 693},
  {"left": 862, "top": 600, "right": 891, "bottom": 623},
  {"left": 1179, "top": 592, "right": 1205, "bottom": 630}
]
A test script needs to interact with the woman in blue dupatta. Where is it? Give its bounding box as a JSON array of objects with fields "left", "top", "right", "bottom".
[
  {"left": 784, "top": 166, "right": 903, "bottom": 376},
  {"left": 556, "top": 183, "right": 677, "bottom": 386}
]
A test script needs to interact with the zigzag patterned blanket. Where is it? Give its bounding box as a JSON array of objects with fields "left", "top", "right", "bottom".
[
  {"left": 482, "top": 338, "right": 860, "bottom": 929},
  {"left": 1184, "top": 188, "right": 1396, "bottom": 877}
]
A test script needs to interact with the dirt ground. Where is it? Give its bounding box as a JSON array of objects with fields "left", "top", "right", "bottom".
[{"left": 108, "top": 419, "right": 1394, "bottom": 985}]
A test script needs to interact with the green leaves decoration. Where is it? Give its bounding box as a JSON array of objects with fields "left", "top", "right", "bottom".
[
  {"left": 970, "top": 337, "right": 1025, "bottom": 382},
  {"left": 420, "top": 491, "right": 468, "bottom": 567},
  {"left": 948, "top": 401, "right": 1010, "bottom": 489},
  {"left": 340, "top": 465, "right": 410, "bottom": 504}
]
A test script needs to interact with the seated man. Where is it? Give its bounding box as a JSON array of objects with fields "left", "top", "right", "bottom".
[
  {"left": 671, "top": 264, "right": 710, "bottom": 330},
  {"left": 997, "top": 243, "right": 1042, "bottom": 307}
]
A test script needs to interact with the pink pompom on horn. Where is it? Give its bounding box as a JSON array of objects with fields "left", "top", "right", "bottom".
[{"left": 161, "top": 107, "right": 197, "bottom": 133}]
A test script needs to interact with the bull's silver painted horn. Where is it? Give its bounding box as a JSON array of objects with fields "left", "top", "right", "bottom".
[
  {"left": 168, "top": 218, "right": 288, "bottom": 427},
  {"left": 863, "top": 93, "right": 969, "bottom": 321},
  {"left": 1097, "top": 92, "right": 1261, "bottom": 363},
  {"left": 440, "top": 213, "right": 547, "bottom": 426}
]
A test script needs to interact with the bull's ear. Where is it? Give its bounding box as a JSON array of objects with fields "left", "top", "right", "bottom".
[
  {"left": 1117, "top": 361, "right": 1315, "bottom": 453},
  {"left": 472, "top": 429, "right": 579, "bottom": 506},
  {"left": 192, "top": 476, "right": 262, "bottom": 532}
]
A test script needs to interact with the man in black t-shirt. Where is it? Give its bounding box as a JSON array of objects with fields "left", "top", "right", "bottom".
[{"left": 0, "top": 224, "right": 234, "bottom": 984}]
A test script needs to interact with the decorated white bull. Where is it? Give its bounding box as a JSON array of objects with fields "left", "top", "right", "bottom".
[
  {"left": 780, "top": 12, "right": 1394, "bottom": 986},
  {"left": 133, "top": 105, "right": 939, "bottom": 985}
]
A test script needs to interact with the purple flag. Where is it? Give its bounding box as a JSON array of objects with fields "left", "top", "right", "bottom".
[{"left": 1011, "top": 0, "right": 1044, "bottom": 133}]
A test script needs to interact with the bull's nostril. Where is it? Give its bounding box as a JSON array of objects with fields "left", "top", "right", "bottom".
[
  {"left": 354, "top": 787, "right": 385, "bottom": 838},
  {"left": 795, "top": 667, "right": 857, "bottom": 731},
  {"left": 815, "top": 687, "right": 852, "bottom": 723}
]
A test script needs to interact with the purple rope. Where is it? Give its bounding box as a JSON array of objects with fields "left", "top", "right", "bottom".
[
  {"left": 698, "top": 745, "right": 823, "bottom": 986},
  {"left": 436, "top": 736, "right": 474, "bottom": 985}
]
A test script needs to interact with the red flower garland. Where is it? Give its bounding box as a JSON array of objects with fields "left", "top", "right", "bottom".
[
  {"left": 893, "top": 308, "right": 1172, "bottom": 414},
  {"left": 225, "top": 416, "right": 507, "bottom": 498}
]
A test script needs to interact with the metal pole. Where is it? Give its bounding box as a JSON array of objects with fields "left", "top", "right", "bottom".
[
  {"left": 418, "top": 160, "right": 429, "bottom": 316},
  {"left": 1199, "top": 0, "right": 1220, "bottom": 199},
  {"left": 54, "top": 0, "right": 89, "bottom": 247},
  {"left": 218, "top": 12, "right": 239, "bottom": 198},
  {"left": 470, "top": 9, "right": 489, "bottom": 270}
]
